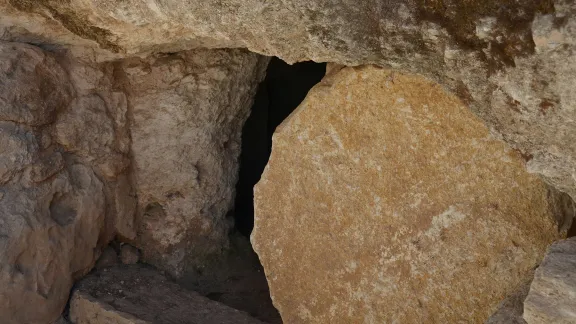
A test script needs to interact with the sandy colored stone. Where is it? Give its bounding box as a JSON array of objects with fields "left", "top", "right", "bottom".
[
  {"left": 124, "top": 49, "right": 268, "bottom": 277},
  {"left": 69, "top": 265, "right": 265, "bottom": 324},
  {"left": 0, "top": 42, "right": 135, "bottom": 324},
  {"left": 252, "top": 66, "right": 569, "bottom": 323},
  {"left": 2, "top": 0, "right": 576, "bottom": 207},
  {"left": 523, "top": 237, "right": 576, "bottom": 324}
]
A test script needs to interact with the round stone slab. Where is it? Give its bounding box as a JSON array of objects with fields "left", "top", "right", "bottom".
[{"left": 252, "top": 66, "right": 565, "bottom": 323}]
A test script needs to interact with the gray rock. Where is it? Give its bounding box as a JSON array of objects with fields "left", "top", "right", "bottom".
[
  {"left": 69, "top": 265, "right": 265, "bottom": 324},
  {"left": 523, "top": 237, "right": 576, "bottom": 324},
  {"left": 1, "top": 0, "right": 575, "bottom": 209}
]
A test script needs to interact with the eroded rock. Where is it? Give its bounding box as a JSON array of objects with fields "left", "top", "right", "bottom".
[
  {"left": 123, "top": 49, "right": 268, "bottom": 277},
  {"left": 0, "top": 42, "right": 134, "bottom": 324},
  {"left": 523, "top": 237, "right": 576, "bottom": 324},
  {"left": 0, "top": 163, "right": 105, "bottom": 324},
  {"left": 2, "top": 0, "right": 575, "bottom": 206},
  {"left": 69, "top": 265, "right": 265, "bottom": 324},
  {"left": 252, "top": 66, "right": 568, "bottom": 323}
]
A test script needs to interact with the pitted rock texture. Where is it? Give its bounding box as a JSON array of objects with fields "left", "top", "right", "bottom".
[
  {"left": 523, "top": 237, "right": 576, "bottom": 324},
  {"left": 2, "top": 0, "right": 575, "bottom": 206},
  {"left": 252, "top": 66, "right": 569, "bottom": 323},
  {"left": 69, "top": 265, "right": 265, "bottom": 324},
  {"left": 0, "top": 42, "right": 134, "bottom": 324},
  {"left": 123, "top": 49, "right": 269, "bottom": 277}
]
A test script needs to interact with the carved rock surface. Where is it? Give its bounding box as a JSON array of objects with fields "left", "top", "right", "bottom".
[
  {"left": 69, "top": 265, "right": 265, "bottom": 324},
  {"left": 2, "top": 0, "right": 575, "bottom": 206},
  {"left": 123, "top": 49, "right": 268, "bottom": 277},
  {"left": 252, "top": 66, "right": 568, "bottom": 323},
  {"left": 523, "top": 237, "right": 576, "bottom": 324},
  {"left": 0, "top": 42, "right": 134, "bottom": 324}
]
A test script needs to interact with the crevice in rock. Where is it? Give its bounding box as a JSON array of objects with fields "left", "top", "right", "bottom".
[
  {"left": 169, "top": 58, "right": 326, "bottom": 324},
  {"left": 234, "top": 58, "right": 327, "bottom": 237}
]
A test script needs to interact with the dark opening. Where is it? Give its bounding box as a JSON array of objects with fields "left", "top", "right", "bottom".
[{"left": 234, "top": 58, "right": 327, "bottom": 237}]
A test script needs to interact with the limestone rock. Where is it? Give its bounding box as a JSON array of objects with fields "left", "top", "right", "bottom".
[
  {"left": 523, "top": 237, "right": 576, "bottom": 324},
  {"left": 124, "top": 49, "right": 268, "bottom": 277},
  {"left": 252, "top": 66, "right": 569, "bottom": 323},
  {"left": 2, "top": 0, "right": 576, "bottom": 206},
  {"left": 69, "top": 265, "right": 265, "bottom": 324},
  {"left": 0, "top": 42, "right": 135, "bottom": 324}
]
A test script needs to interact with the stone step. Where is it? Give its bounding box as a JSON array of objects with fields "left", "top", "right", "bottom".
[{"left": 69, "top": 265, "right": 266, "bottom": 324}]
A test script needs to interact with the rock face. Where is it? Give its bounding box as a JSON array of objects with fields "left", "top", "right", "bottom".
[
  {"left": 252, "top": 66, "right": 570, "bottom": 323},
  {"left": 123, "top": 49, "right": 268, "bottom": 277},
  {"left": 1, "top": 1, "right": 576, "bottom": 204},
  {"left": 0, "top": 42, "right": 134, "bottom": 324},
  {"left": 69, "top": 265, "right": 265, "bottom": 324},
  {"left": 523, "top": 237, "right": 576, "bottom": 324}
]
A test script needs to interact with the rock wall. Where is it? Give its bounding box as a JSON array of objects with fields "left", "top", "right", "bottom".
[
  {"left": 0, "top": 1, "right": 575, "bottom": 323},
  {"left": 1, "top": 0, "right": 575, "bottom": 204},
  {"left": 0, "top": 41, "right": 268, "bottom": 322},
  {"left": 251, "top": 66, "right": 571, "bottom": 323},
  {"left": 122, "top": 49, "right": 268, "bottom": 277},
  {"left": 0, "top": 42, "right": 134, "bottom": 324}
]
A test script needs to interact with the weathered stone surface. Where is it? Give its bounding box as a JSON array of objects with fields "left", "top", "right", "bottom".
[
  {"left": 252, "top": 66, "right": 569, "bottom": 323},
  {"left": 0, "top": 41, "right": 72, "bottom": 126},
  {"left": 0, "top": 42, "right": 134, "bottom": 324},
  {"left": 523, "top": 237, "right": 576, "bottom": 324},
  {"left": 2, "top": 0, "right": 576, "bottom": 207},
  {"left": 69, "top": 265, "right": 265, "bottom": 324},
  {"left": 123, "top": 49, "right": 268, "bottom": 277}
]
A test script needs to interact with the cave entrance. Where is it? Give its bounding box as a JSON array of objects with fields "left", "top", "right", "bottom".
[
  {"left": 234, "top": 58, "right": 327, "bottom": 237},
  {"left": 178, "top": 58, "right": 326, "bottom": 324}
]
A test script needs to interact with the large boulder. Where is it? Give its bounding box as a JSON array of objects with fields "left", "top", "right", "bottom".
[
  {"left": 122, "top": 49, "right": 269, "bottom": 277},
  {"left": 0, "top": 42, "right": 134, "bottom": 324},
  {"left": 252, "top": 66, "right": 571, "bottom": 323},
  {"left": 523, "top": 237, "right": 576, "bottom": 324},
  {"left": 2, "top": 0, "right": 575, "bottom": 205}
]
